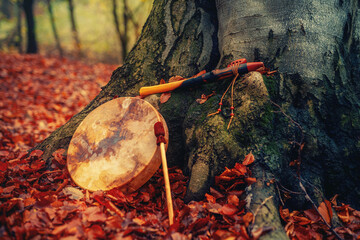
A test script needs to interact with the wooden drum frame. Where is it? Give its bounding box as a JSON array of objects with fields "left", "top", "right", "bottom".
[{"left": 67, "top": 97, "right": 168, "bottom": 192}]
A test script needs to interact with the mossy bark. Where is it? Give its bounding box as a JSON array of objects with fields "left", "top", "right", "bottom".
[{"left": 36, "top": 0, "right": 360, "bottom": 239}]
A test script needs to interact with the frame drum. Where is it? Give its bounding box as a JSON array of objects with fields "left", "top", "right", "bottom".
[{"left": 67, "top": 97, "right": 168, "bottom": 192}]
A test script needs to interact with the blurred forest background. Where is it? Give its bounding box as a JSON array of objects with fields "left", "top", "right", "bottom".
[{"left": 0, "top": 0, "right": 152, "bottom": 64}]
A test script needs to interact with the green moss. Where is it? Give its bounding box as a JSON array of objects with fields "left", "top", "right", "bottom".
[
  {"left": 263, "top": 75, "right": 277, "bottom": 97},
  {"left": 259, "top": 102, "right": 275, "bottom": 129},
  {"left": 340, "top": 111, "right": 360, "bottom": 129},
  {"left": 307, "top": 100, "right": 316, "bottom": 118},
  {"left": 351, "top": 113, "right": 360, "bottom": 129},
  {"left": 263, "top": 142, "right": 282, "bottom": 170}
]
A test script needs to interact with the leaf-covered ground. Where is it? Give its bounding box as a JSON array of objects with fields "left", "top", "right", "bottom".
[{"left": 1, "top": 53, "right": 359, "bottom": 239}]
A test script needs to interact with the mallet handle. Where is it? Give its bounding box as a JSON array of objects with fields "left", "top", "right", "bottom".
[
  {"left": 160, "top": 142, "right": 174, "bottom": 225},
  {"left": 154, "top": 121, "right": 174, "bottom": 225}
]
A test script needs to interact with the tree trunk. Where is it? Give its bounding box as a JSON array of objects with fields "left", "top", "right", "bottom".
[
  {"left": 111, "top": 0, "right": 126, "bottom": 63},
  {"left": 36, "top": 0, "right": 360, "bottom": 238},
  {"left": 23, "top": 0, "right": 37, "bottom": 53},
  {"left": 47, "top": 0, "right": 63, "bottom": 57},
  {"left": 120, "top": 0, "right": 129, "bottom": 61},
  {"left": 68, "top": 0, "right": 81, "bottom": 57},
  {"left": 1, "top": 0, "right": 12, "bottom": 19},
  {"left": 111, "top": 0, "right": 129, "bottom": 62},
  {"left": 16, "top": 0, "right": 23, "bottom": 53}
]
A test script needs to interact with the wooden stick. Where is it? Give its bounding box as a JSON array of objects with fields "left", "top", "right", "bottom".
[{"left": 160, "top": 142, "right": 174, "bottom": 225}]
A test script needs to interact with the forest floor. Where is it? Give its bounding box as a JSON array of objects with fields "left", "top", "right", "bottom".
[{"left": 0, "top": 53, "right": 359, "bottom": 239}]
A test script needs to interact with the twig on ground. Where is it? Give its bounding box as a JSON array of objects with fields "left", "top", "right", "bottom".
[
  {"left": 253, "top": 196, "right": 274, "bottom": 223},
  {"left": 299, "top": 181, "right": 344, "bottom": 240},
  {"left": 275, "top": 183, "right": 285, "bottom": 206}
]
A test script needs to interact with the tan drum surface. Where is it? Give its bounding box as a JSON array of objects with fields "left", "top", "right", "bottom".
[{"left": 67, "top": 97, "right": 168, "bottom": 192}]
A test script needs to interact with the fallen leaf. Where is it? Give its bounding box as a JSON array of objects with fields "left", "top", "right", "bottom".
[
  {"left": 318, "top": 200, "right": 332, "bottom": 225},
  {"left": 169, "top": 75, "right": 184, "bottom": 82},
  {"left": 160, "top": 92, "right": 171, "bottom": 103},
  {"left": 243, "top": 153, "right": 255, "bottom": 165},
  {"left": 62, "top": 186, "right": 84, "bottom": 200},
  {"left": 205, "top": 193, "right": 216, "bottom": 204},
  {"left": 24, "top": 197, "right": 36, "bottom": 207},
  {"left": 251, "top": 226, "right": 273, "bottom": 240},
  {"left": 330, "top": 194, "right": 339, "bottom": 206},
  {"left": 159, "top": 76, "right": 184, "bottom": 103},
  {"left": 243, "top": 212, "right": 253, "bottom": 226},
  {"left": 234, "top": 163, "right": 247, "bottom": 175},
  {"left": 227, "top": 195, "right": 239, "bottom": 206},
  {"left": 219, "top": 204, "right": 238, "bottom": 216},
  {"left": 304, "top": 209, "right": 321, "bottom": 222},
  {"left": 245, "top": 177, "right": 257, "bottom": 184},
  {"left": 83, "top": 206, "right": 107, "bottom": 223},
  {"left": 196, "top": 91, "right": 216, "bottom": 104}
]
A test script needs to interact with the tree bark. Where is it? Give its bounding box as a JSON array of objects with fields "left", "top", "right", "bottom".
[
  {"left": 23, "top": 0, "right": 37, "bottom": 53},
  {"left": 47, "top": 0, "right": 63, "bottom": 57},
  {"left": 36, "top": 0, "right": 360, "bottom": 238}
]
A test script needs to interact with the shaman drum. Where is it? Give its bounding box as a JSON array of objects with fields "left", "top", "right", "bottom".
[{"left": 67, "top": 97, "right": 168, "bottom": 192}]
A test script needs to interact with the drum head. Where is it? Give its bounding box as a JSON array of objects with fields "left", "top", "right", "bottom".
[{"left": 67, "top": 97, "right": 168, "bottom": 192}]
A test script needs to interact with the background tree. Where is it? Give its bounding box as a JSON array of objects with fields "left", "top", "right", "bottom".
[
  {"left": 16, "top": 0, "right": 23, "bottom": 53},
  {"left": 46, "top": 0, "right": 63, "bottom": 57},
  {"left": 36, "top": 0, "right": 360, "bottom": 238},
  {"left": 1, "top": 0, "right": 12, "bottom": 19},
  {"left": 23, "top": 0, "right": 37, "bottom": 53},
  {"left": 111, "top": 0, "right": 129, "bottom": 62},
  {"left": 67, "top": 0, "right": 81, "bottom": 56},
  {"left": 112, "top": 0, "right": 146, "bottom": 63}
]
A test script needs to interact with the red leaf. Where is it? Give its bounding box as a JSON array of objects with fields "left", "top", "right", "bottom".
[
  {"left": 219, "top": 204, "right": 238, "bottom": 216},
  {"left": 168, "top": 75, "right": 184, "bottom": 83},
  {"left": 304, "top": 209, "right": 321, "bottom": 222},
  {"left": 318, "top": 200, "right": 332, "bottom": 225},
  {"left": 243, "top": 152, "right": 255, "bottom": 166},
  {"left": 0, "top": 150, "right": 10, "bottom": 158},
  {"left": 210, "top": 187, "right": 224, "bottom": 199},
  {"left": 243, "top": 212, "right": 253, "bottom": 227},
  {"left": 29, "top": 149, "right": 43, "bottom": 158},
  {"left": 0, "top": 161, "right": 8, "bottom": 171},
  {"left": 234, "top": 163, "right": 247, "bottom": 175},
  {"left": 86, "top": 224, "right": 106, "bottom": 239},
  {"left": 160, "top": 92, "right": 171, "bottom": 103},
  {"left": 24, "top": 197, "right": 36, "bottom": 207},
  {"left": 205, "top": 193, "right": 216, "bottom": 203},
  {"left": 52, "top": 149, "right": 66, "bottom": 166},
  {"left": 188, "top": 216, "right": 210, "bottom": 231},
  {"left": 83, "top": 206, "right": 107, "bottom": 223},
  {"left": 245, "top": 177, "right": 257, "bottom": 184},
  {"left": 227, "top": 195, "right": 239, "bottom": 206},
  {"left": 196, "top": 91, "right": 215, "bottom": 104},
  {"left": 279, "top": 206, "right": 290, "bottom": 222}
]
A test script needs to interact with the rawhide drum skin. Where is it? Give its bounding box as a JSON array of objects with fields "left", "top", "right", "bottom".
[{"left": 67, "top": 97, "right": 168, "bottom": 192}]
